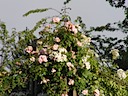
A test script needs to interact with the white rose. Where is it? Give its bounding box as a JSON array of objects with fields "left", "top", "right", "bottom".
[
  {"left": 30, "top": 57, "right": 35, "bottom": 62},
  {"left": 85, "top": 62, "right": 91, "bottom": 70},
  {"left": 82, "top": 89, "right": 88, "bottom": 95},
  {"left": 117, "top": 69, "right": 127, "bottom": 79},
  {"left": 58, "top": 47, "right": 67, "bottom": 53},
  {"left": 110, "top": 49, "right": 119, "bottom": 60},
  {"left": 51, "top": 68, "right": 56, "bottom": 73}
]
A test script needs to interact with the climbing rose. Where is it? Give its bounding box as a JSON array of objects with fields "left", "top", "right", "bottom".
[
  {"left": 68, "top": 79, "right": 74, "bottom": 85},
  {"left": 77, "top": 41, "right": 82, "bottom": 47},
  {"left": 117, "top": 69, "right": 127, "bottom": 79},
  {"left": 52, "top": 17, "right": 60, "bottom": 23},
  {"left": 38, "top": 55, "right": 48, "bottom": 63},
  {"left": 52, "top": 44, "right": 59, "bottom": 50},
  {"left": 71, "top": 24, "right": 78, "bottom": 34},
  {"left": 51, "top": 68, "right": 56, "bottom": 73},
  {"left": 58, "top": 47, "right": 67, "bottom": 53},
  {"left": 85, "top": 62, "right": 91, "bottom": 70},
  {"left": 94, "top": 89, "right": 100, "bottom": 96},
  {"left": 55, "top": 37, "right": 61, "bottom": 42},
  {"left": 110, "top": 49, "right": 119, "bottom": 60},
  {"left": 66, "top": 62, "right": 74, "bottom": 70},
  {"left": 82, "top": 89, "right": 88, "bottom": 95},
  {"left": 30, "top": 57, "right": 35, "bottom": 62},
  {"left": 40, "top": 48, "right": 47, "bottom": 55},
  {"left": 25, "top": 46, "right": 33, "bottom": 53},
  {"left": 64, "top": 21, "right": 72, "bottom": 28}
]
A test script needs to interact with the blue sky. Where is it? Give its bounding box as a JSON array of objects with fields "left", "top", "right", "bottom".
[{"left": 0, "top": 0, "right": 126, "bottom": 37}]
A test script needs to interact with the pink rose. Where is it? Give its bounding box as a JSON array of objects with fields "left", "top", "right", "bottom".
[
  {"left": 52, "top": 17, "right": 60, "bottom": 23},
  {"left": 55, "top": 37, "right": 60, "bottom": 42},
  {"left": 94, "top": 89, "right": 100, "bottom": 96},
  {"left": 66, "top": 62, "right": 74, "bottom": 70},
  {"left": 77, "top": 41, "right": 82, "bottom": 47},
  {"left": 38, "top": 55, "right": 48, "bottom": 63},
  {"left": 25, "top": 46, "right": 33, "bottom": 53},
  {"left": 68, "top": 79, "right": 74, "bottom": 85},
  {"left": 71, "top": 25, "right": 78, "bottom": 34},
  {"left": 82, "top": 90, "right": 88, "bottom": 95},
  {"left": 52, "top": 44, "right": 59, "bottom": 50},
  {"left": 64, "top": 21, "right": 72, "bottom": 28}
]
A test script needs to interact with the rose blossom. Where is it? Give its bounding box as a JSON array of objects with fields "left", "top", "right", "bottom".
[
  {"left": 66, "top": 62, "right": 74, "bottom": 68},
  {"left": 41, "top": 78, "right": 50, "bottom": 84},
  {"left": 51, "top": 68, "right": 56, "bottom": 73},
  {"left": 38, "top": 55, "right": 48, "bottom": 63},
  {"left": 30, "top": 57, "right": 35, "bottom": 62},
  {"left": 25, "top": 46, "right": 33, "bottom": 53},
  {"left": 52, "top": 17, "right": 60, "bottom": 23},
  {"left": 61, "top": 93, "right": 68, "bottom": 96},
  {"left": 85, "top": 62, "right": 91, "bottom": 70},
  {"left": 55, "top": 37, "right": 60, "bottom": 42},
  {"left": 61, "top": 54, "right": 67, "bottom": 62},
  {"left": 71, "top": 25, "right": 78, "bottom": 34},
  {"left": 64, "top": 21, "right": 78, "bottom": 34},
  {"left": 110, "top": 49, "right": 119, "bottom": 60},
  {"left": 64, "top": 21, "right": 72, "bottom": 28},
  {"left": 68, "top": 79, "right": 74, "bottom": 85},
  {"left": 117, "top": 69, "right": 127, "bottom": 79},
  {"left": 52, "top": 44, "right": 59, "bottom": 50},
  {"left": 77, "top": 41, "right": 82, "bottom": 47},
  {"left": 58, "top": 47, "right": 67, "bottom": 53},
  {"left": 82, "top": 89, "right": 88, "bottom": 95},
  {"left": 94, "top": 89, "right": 100, "bottom": 96}
]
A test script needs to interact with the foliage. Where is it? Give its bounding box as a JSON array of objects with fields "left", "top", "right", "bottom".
[{"left": 0, "top": 1, "right": 128, "bottom": 96}]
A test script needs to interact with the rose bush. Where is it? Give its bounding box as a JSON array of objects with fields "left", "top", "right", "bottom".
[{"left": 0, "top": 7, "right": 128, "bottom": 96}]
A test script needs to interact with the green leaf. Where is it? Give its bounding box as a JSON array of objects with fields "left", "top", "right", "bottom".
[{"left": 23, "top": 8, "right": 49, "bottom": 16}]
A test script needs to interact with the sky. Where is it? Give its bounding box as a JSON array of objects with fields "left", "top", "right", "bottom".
[{"left": 0, "top": 0, "right": 126, "bottom": 38}]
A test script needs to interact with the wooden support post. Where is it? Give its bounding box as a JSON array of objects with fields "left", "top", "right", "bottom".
[{"left": 73, "top": 89, "right": 77, "bottom": 96}]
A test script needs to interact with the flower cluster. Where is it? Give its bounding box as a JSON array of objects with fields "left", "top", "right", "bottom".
[
  {"left": 1, "top": 15, "right": 127, "bottom": 96},
  {"left": 23, "top": 17, "right": 101, "bottom": 95},
  {"left": 49, "top": 47, "right": 67, "bottom": 62}
]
